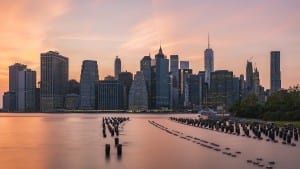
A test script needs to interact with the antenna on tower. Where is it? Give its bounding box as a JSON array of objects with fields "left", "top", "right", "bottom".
[{"left": 208, "top": 33, "right": 210, "bottom": 49}]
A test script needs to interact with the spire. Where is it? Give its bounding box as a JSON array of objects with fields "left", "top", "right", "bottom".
[
  {"left": 159, "top": 44, "right": 163, "bottom": 54},
  {"left": 208, "top": 33, "right": 210, "bottom": 49}
]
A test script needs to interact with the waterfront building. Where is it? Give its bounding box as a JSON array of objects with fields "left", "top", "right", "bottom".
[
  {"left": 79, "top": 60, "right": 99, "bottom": 110},
  {"left": 140, "top": 55, "right": 152, "bottom": 106},
  {"left": 119, "top": 71, "right": 133, "bottom": 109},
  {"left": 95, "top": 80, "right": 125, "bottom": 110},
  {"left": 128, "top": 71, "right": 148, "bottom": 111},
  {"left": 208, "top": 70, "right": 233, "bottom": 110},
  {"left": 17, "top": 69, "right": 36, "bottom": 112},
  {"left": 40, "top": 51, "right": 69, "bottom": 112}
]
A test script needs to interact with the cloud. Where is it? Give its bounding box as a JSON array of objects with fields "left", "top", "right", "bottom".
[{"left": 0, "top": 0, "right": 70, "bottom": 107}]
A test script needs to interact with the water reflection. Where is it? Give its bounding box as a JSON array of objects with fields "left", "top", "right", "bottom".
[{"left": 0, "top": 113, "right": 299, "bottom": 169}]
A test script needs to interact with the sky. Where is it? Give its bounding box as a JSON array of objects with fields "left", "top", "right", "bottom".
[{"left": 0, "top": 0, "right": 300, "bottom": 108}]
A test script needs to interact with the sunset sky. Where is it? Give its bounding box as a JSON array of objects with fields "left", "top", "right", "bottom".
[{"left": 0, "top": 0, "right": 300, "bottom": 108}]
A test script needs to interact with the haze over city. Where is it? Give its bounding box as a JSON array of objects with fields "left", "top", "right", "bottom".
[{"left": 0, "top": 0, "right": 300, "bottom": 108}]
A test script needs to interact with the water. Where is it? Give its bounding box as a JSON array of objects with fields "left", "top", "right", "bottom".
[{"left": 0, "top": 113, "right": 299, "bottom": 169}]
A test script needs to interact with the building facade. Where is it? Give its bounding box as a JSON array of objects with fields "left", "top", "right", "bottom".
[
  {"left": 270, "top": 51, "right": 281, "bottom": 93},
  {"left": 17, "top": 69, "right": 36, "bottom": 112},
  {"left": 154, "top": 46, "right": 170, "bottom": 109},
  {"left": 114, "top": 56, "right": 121, "bottom": 80},
  {"left": 40, "top": 51, "right": 69, "bottom": 112},
  {"left": 204, "top": 36, "right": 214, "bottom": 87},
  {"left": 119, "top": 71, "right": 133, "bottom": 109},
  {"left": 246, "top": 61, "right": 254, "bottom": 94},
  {"left": 129, "top": 71, "right": 148, "bottom": 111},
  {"left": 95, "top": 80, "right": 125, "bottom": 110},
  {"left": 79, "top": 60, "right": 99, "bottom": 110},
  {"left": 209, "top": 70, "right": 234, "bottom": 110}
]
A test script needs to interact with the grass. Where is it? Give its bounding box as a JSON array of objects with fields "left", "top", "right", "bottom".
[{"left": 273, "top": 121, "right": 300, "bottom": 128}]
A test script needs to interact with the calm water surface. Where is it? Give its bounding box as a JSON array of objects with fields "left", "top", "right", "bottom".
[{"left": 0, "top": 113, "right": 299, "bottom": 169}]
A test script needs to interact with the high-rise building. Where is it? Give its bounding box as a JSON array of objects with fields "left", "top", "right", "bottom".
[
  {"left": 188, "top": 74, "right": 201, "bottom": 109},
  {"left": 154, "top": 46, "right": 170, "bottom": 109},
  {"left": 79, "top": 60, "right": 99, "bottom": 110},
  {"left": 180, "top": 61, "right": 189, "bottom": 70},
  {"left": 198, "top": 71, "right": 208, "bottom": 108},
  {"left": 179, "top": 69, "right": 192, "bottom": 108},
  {"left": 119, "top": 71, "right": 133, "bottom": 109},
  {"left": 40, "top": 51, "right": 69, "bottom": 112},
  {"left": 95, "top": 80, "right": 125, "bottom": 110},
  {"left": 140, "top": 55, "right": 152, "bottom": 106},
  {"left": 8, "top": 63, "right": 27, "bottom": 111},
  {"left": 232, "top": 76, "right": 240, "bottom": 104},
  {"left": 270, "top": 51, "right": 281, "bottom": 93},
  {"left": 204, "top": 34, "right": 214, "bottom": 87},
  {"left": 246, "top": 61, "right": 254, "bottom": 94},
  {"left": 170, "top": 55, "right": 179, "bottom": 109},
  {"left": 114, "top": 56, "right": 121, "bottom": 80},
  {"left": 17, "top": 69, "right": 36, "bottom": 112},
  {"left": 209, "top": 70, "right": 233, "bottom": 110},
  {"left": 239, "top": 74, "right": 246, "bottom": 99},
  {"left": 129, "top": 71, "right": 148, "bottom": 111},
  {"left": 253, "top": 68, "right": 260, "bottom": 96}
]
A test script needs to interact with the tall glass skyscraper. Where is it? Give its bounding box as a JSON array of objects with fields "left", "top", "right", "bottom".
[
  {"left": 8, "top": 63, "right": 27, "bottom": 111},
  {"left": 270, "top": 51, "right": 281, "bottom": 93},
  {"left": 154, "top": 46, "right": 170, "bottom": 109},
  {"left": 246, "top": 61, "right": 254, "bottom": 94},
  {"left": 79, "top": 60, "right": 99, "bottom": 110},
  {"left": 40, "top": 51, "right": 68, "bottom": 112},
  {"left": 17, "top": 69, "right": 36, "bottom": 112},
  {"left": 114, "top": 56, "right": 121, "bottom": 80},
  {"left": 140, "top": 55, "right": 152, "bottom": 107},
  {"left": 204, "top": 34, "right": 214, "bottom": 87}
]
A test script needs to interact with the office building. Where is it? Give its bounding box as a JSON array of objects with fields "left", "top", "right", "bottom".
[
  {"left": 95, "top": 80, "right": 125, "bottom": 110},
  {"left": 204, "top": 35, "right": 214, "bottom": 87},
  {"left": 119, "top": 71, "right": 133, "bottom": 109},
  {"left": 79, "top": 60, "right": 99, "bottom": 110},
  {"left": 40, "top": 51, "right": 69, "bottom": 112},
  {"left": 17, "top": 69, "right": 36, "bottom": 112},
  {"left": 129, "top": 71, "right": 148, "bottom": 111},
  {"left": 154, "top": 46, "right": 170, "bottom": 109},
  {"left": 209, "top": 70, "right": 233, "bottom": 110},
  {"left": 270, "top": 51, "right": 281, "bottom": 93},
  {"left": 114, "top": 56, "right": 121, "bottom": 80},
  {"left": 246, "top": 61, "right": 254, "bottom": 94}
]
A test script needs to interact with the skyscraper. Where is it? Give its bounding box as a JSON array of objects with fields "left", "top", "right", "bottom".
[
  {"left": 170, "top": 55, "right": 179, "bottom": 109},
  {"left": 179, "top": 69, "right": 192, "bottom": 108},
  {"left": 204, "top": 34, "right": 214, "bottom": 87},
  {"left": 270, "top": 51, "right": 281, "bottom": 93},
  {"left": 129, "top": 71, "right": 148, "bottom": 111},
  {"left": 40, "top": 51, "right": 69, "bottom": 112},
  {"left": 8, "top": 63, "right": 27, "bottom": 110},
  {"left": 79, "top": 60, "right": 99, "bottom": 110},
  {"left": 246, "top": 60, "right": 254, "bottom": 94},
  {"left": 253, "top": 68, "right": 260, "bottom": 96},
  {"left": 119, "top": 71, "right": 133, "bottom": 109},
  {"left": 140, "top": 55, "right": 152, "bottom": 106},
  {"left": 17, "top": 69, "right": 36, "bottom": 112},
  {"left": 154, "top": 46, "right": 170, "bottom": 109},
  {"left": 114, "top": 56, "right": 121, "bottom": 80},
  {"left": 209, "top": 70, "right": 233, "bottom": 110}
]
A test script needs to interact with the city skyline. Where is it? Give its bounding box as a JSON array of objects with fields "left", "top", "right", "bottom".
[{"left": 1, "top": 0, "right": 300, "bottom": 108}]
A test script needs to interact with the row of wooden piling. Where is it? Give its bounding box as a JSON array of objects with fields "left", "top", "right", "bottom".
[
  {"left": 170, "top": 117, "right": 298, "bottom": 147},
  {"left": 102, "top": 117, "right": 129, "bottom": 157}
]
